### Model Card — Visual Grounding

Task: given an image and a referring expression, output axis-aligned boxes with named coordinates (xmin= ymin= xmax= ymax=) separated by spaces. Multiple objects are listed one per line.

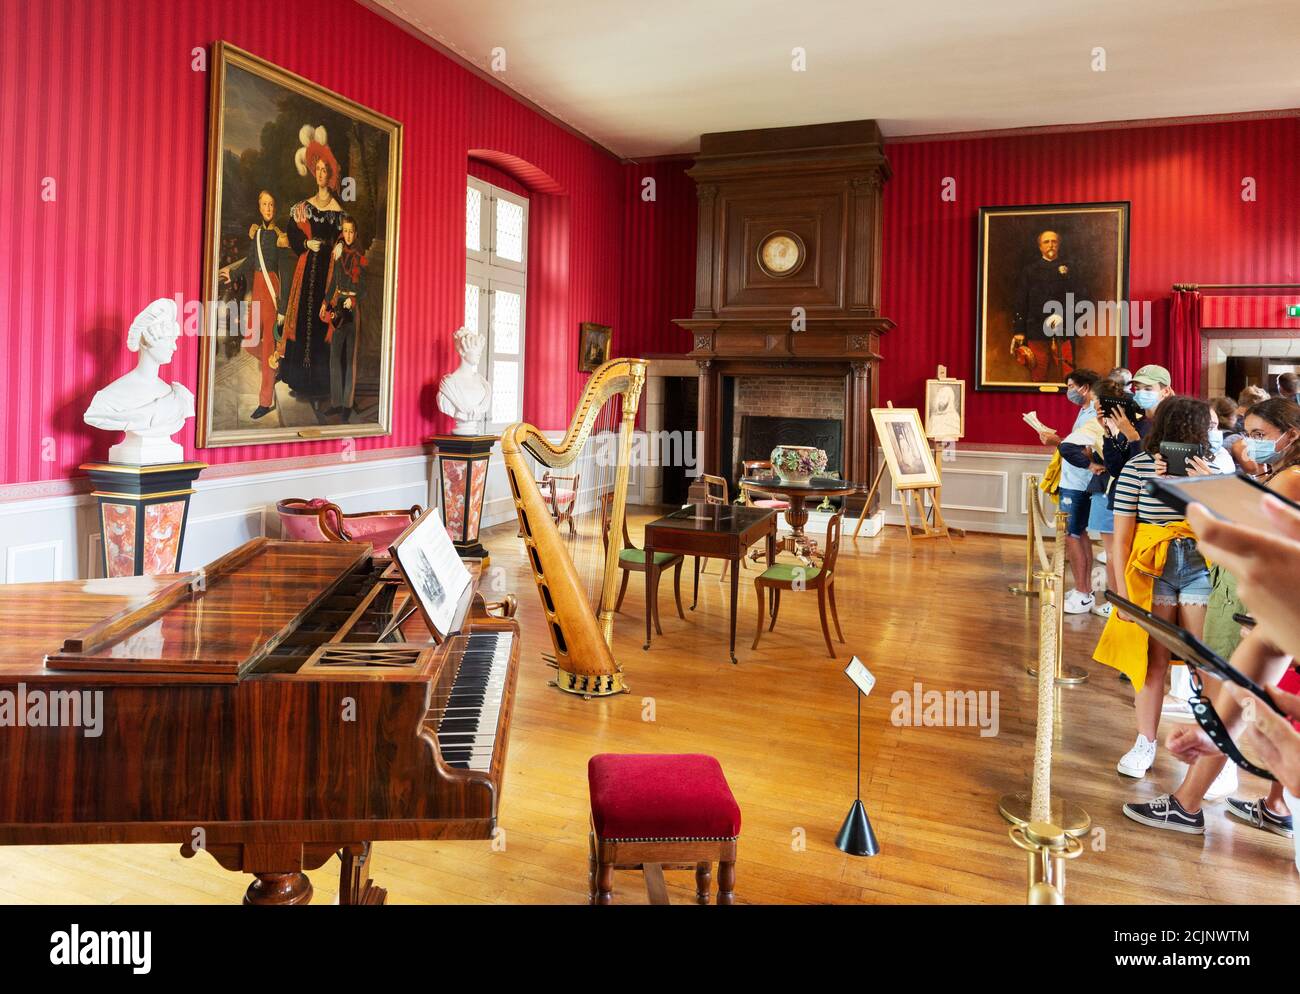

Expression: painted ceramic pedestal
xmin=81 ymin=462 xmax=206 ymax=577
xmin=430 ymin=435 xmax=497 ymax=562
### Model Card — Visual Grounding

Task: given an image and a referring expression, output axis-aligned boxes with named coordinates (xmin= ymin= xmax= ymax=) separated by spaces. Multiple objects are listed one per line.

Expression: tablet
xmin=1145 ymin=471 xmax=1300 ymax=530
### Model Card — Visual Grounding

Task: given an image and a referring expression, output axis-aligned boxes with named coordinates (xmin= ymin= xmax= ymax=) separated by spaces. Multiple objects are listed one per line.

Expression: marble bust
xmin=83 ymin=298 xmax=196 ymax=464
xmin=437 ymin=325 xmax=491 ymax=434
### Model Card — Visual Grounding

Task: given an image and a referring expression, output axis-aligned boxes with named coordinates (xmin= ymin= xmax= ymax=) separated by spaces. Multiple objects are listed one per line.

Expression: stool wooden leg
xmin=717 ymin=860 xmax=735 ymax=905
xmin=587 ymin=832 xmax=597 ymax=902
xmin=595 ymin=861 xmax=615 ymax=905
xmin=694 ymin=862 xmax=712 ymax=905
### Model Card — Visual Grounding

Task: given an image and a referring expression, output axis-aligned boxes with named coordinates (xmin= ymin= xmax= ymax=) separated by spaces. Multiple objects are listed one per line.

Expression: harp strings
xmin=578 ymin=393 xmax=620 ymax=612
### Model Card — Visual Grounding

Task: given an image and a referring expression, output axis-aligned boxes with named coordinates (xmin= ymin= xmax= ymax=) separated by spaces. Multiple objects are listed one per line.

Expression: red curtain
xmin=1169 ymin=289 xmax=1202 ymax=395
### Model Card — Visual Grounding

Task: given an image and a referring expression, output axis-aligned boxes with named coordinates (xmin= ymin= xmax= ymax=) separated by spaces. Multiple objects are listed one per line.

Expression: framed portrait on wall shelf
xmin=975 ymin=201 xmax=1129 ymax=393
xmin=196 ymin=42 xmax=403 ymax=448
xmin=871 ymin=407 xmax=940 ymax=490
xmin=924 ymin=377 xmax=965 ymax=441
xmin=578 ymin=322 xmax=612 ymax=373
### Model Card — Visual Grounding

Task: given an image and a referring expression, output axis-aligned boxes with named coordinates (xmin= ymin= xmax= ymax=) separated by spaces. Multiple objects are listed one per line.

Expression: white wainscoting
xmin=0 ymin=432 xmax=651 ymax=584
xmin=878 ymin=446 xmax=1051 ymax=536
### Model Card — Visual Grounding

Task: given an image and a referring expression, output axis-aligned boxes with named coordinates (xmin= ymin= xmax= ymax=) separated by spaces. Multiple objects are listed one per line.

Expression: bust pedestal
xmin=82 ymin=462 xmax=207 ymax=577
xmin=429 ymin=435 xmax=497 ymax=562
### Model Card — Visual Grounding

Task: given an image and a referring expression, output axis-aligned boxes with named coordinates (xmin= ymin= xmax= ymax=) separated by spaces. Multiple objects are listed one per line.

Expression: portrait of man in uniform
xmin=198 ymin=42 xmax=402 ymax=447
xmin=975 ymin=202 xmax=1129 ymax=392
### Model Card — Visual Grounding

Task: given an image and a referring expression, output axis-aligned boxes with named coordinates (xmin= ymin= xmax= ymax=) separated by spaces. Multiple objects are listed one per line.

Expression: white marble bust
xmin=83 ymin=298 xmax=196 ymax=464
xmin=437 ymin=326 xmax=491 ymax=434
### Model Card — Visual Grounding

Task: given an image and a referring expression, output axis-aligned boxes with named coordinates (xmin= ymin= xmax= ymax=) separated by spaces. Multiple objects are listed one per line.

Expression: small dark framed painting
xmin=975 ymin=202 xmax=1130 ymax=393
xmin=578 ymin=322 xmax=612 ymax=373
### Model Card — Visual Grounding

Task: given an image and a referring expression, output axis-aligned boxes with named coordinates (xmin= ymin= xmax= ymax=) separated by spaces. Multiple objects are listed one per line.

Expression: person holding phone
xmin=1122 ymin=626 xmax=1293 ymax=835
xmin=1094 ymin=397 xmax=1217 ymax=779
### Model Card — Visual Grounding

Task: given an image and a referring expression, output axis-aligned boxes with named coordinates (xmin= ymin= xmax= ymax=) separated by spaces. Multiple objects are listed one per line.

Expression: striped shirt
xmin=1111 ymin=452 xmax=1184 ymax=524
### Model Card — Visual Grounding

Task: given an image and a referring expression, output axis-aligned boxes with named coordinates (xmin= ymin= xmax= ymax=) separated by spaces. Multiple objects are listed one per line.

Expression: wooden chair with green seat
xmin=697 ymin=473 xmax=738 ymax=582
xmin=751 ymin=510 xmax=846 ymax=658
xmin=600 ymin=493 xmax=685 ymax=634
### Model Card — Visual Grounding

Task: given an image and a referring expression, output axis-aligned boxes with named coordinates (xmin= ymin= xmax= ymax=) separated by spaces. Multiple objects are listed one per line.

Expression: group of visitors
xmin=1037 ymin=367 xmax=1300 ymax=854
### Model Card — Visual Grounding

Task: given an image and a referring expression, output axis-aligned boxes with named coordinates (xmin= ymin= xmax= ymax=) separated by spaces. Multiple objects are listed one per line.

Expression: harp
xmin=502 ymin=357 xmax=647 ymax=697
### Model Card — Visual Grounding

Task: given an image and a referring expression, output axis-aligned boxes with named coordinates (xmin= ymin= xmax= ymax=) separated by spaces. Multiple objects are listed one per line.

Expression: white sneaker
xmin=1161 ymin=695 xmax=1194 ymax=722
xmin=1118 ymin=735 xmax=1157 ymax=778
xmin=1091 ymin=601 xmax=1113 ymax=618
xmin=1204 ymin=762 xmax=1239 ymax=803
xmin=1096 ymin=548 xmax=1108 ymax=564
xmin=1063 ymin=590 xmax=1095 ymax=615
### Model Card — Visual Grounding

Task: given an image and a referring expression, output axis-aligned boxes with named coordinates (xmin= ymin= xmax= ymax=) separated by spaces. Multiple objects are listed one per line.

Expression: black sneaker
xmin=1122 ymin=794 xmax=1205 ymax=835
xmin=1225 ymin=796 xmax=1294 ymax=838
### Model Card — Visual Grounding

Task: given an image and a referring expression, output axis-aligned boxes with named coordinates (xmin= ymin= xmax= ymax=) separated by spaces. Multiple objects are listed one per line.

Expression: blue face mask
xmin=1133 ymin=389 xmax=1161 ymax=411
xmin=1066 ymin=387 xmax=1085 ymax=406
xmin=1247 ymin=437 xmax=1280 ymax=464
xmin=1208 ymin=428 xmax=1223 ymax=453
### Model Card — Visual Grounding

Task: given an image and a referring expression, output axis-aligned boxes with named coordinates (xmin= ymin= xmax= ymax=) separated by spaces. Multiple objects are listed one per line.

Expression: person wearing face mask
xmin=1094 ymin=397 xmax=1217 ymax=781
xmin=1130 ymin=364 xmax=1175 ymax=414
xmin=1054 ymin=369 xmax=1104 ymax=614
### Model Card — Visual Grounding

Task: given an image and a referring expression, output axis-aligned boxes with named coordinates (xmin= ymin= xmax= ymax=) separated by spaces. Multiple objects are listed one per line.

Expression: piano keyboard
xmin=433 ymin=630 xmax=514 ymax=772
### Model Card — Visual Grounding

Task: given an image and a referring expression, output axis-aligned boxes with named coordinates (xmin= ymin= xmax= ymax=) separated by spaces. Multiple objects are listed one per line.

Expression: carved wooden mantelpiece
xmin=674 ymin=120 xmax=895 ymax=511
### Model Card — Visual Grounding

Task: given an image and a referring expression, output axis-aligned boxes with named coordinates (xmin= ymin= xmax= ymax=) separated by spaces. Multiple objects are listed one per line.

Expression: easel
xmin=852 ymin=401 xmax=957 ymax=554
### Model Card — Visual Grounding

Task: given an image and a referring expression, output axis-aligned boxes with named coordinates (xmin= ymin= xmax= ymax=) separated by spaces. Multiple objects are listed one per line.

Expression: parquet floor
xmin=1 ymin=509 xmax=1297 ymax=905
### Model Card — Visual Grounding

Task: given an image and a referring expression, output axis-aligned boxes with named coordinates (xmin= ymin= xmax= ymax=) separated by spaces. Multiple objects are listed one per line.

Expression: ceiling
xmin=373 ymin=0 xmax=1300 ymax=158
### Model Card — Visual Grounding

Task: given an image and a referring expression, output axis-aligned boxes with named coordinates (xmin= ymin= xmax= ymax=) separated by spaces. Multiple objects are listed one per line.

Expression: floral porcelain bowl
xmin=770 ymin=444 xmax=828 ymax=485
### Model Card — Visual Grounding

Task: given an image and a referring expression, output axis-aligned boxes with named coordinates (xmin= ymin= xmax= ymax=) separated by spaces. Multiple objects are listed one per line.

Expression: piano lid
xmin=41 ymin=539 xmax=371 ymax=683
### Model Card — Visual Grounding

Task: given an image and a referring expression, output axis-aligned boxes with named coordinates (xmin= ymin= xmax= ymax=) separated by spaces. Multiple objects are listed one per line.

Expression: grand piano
xmin=0 ymin=534 xmax=520 ymax=905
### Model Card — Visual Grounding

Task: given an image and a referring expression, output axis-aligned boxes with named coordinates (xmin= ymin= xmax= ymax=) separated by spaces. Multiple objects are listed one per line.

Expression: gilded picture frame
xmin=197 ymin=42 xmax=403 ymax=447
xmin=975 ymin=201 xmax=1129 ymax=393
xmin=578 ymin=322 xmax=612 ymax=373
xmin=923 ymin=378 xmax=965 ymax=441
xmin=871 ymin=407 xmax=940 ymax=490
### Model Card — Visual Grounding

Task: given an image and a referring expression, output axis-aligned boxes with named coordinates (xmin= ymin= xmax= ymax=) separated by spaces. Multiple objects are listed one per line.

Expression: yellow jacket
xmin=1039 ymin=451 xmax=1062 ymax=503
xmin=1092 ymin=519 xmax=1202 ymax=691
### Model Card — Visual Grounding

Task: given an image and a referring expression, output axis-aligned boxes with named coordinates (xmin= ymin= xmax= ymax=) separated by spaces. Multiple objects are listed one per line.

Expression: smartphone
xmin=1104 ymin=591 xmax=1287 ymax=716
xmin=1158 ymin=441 xmax=1204 ymax=477
xmin=1145 ymin=471 xmax=1300 ymax=529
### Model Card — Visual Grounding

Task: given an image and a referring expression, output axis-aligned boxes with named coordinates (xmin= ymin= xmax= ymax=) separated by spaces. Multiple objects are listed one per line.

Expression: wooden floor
xmin=1 ymin=508 xmax=1297 ymax=905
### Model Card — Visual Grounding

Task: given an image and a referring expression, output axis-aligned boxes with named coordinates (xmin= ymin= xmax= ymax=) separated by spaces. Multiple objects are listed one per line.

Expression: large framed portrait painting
xmin=197 ymin=43 xmax=402 ymax=446
xmin=975 ymin=202 xmax=1129 ymax=393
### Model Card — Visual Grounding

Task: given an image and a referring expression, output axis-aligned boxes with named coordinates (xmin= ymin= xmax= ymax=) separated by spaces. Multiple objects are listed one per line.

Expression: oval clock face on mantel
xmin=756 ymin=231 xmax=805 ymax=278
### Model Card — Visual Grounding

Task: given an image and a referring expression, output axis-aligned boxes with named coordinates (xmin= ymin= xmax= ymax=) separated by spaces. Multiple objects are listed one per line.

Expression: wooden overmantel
xmin=673 ymin=120 xmax=895 ymax=509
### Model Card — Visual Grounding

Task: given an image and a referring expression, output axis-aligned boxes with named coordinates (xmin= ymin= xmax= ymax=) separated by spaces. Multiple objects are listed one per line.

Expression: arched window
xmin=466 ymin=176 xmax=528 ymax=430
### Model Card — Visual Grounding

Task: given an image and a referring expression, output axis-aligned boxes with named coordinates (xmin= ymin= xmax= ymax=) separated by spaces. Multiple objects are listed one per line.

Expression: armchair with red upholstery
xmin=275 ymin=497 xmax=423 ymax=555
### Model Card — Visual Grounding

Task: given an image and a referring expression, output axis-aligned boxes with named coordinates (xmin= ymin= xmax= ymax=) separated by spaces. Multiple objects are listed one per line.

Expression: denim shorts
xmin=1058 ymin=488 xmax=1090 ymax=537
xmin=1151 ymin=537 xmax=1212 ymax=607
xmin=1087 ymin=494 xmax=1114 ymax=534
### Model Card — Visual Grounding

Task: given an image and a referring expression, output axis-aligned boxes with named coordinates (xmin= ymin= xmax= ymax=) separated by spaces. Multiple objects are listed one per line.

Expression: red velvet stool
xmin=587 ymin=753 xmax=741 ymax=906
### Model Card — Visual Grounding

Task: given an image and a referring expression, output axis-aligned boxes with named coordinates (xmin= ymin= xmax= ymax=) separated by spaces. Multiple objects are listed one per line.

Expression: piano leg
xmin=244 ymin=872 xmax=313 ymax=906
xmin=338 ymin=842 xmax=388 ymax=906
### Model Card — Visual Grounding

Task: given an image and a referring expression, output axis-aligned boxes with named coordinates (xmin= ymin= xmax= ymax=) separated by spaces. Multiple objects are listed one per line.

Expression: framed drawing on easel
xmin=924 ymin=371 xmax=965 ymax=441
xmin=856 ymin=406 xmax=955 ymax=553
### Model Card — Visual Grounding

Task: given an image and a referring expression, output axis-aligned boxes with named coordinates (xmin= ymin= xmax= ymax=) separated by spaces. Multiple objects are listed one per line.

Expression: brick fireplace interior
xmin=728 ymin=375 xmax=845 ymax=485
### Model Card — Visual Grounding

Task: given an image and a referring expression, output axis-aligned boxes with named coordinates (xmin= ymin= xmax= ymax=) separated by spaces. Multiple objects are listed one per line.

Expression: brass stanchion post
xmin=1009 ymin=821 xmax=1083 ymax=904
xmin=999 ymin=511 xmax=1090 ymax=837
xmin=1008 ymin=474 xmax=1040 ymax=596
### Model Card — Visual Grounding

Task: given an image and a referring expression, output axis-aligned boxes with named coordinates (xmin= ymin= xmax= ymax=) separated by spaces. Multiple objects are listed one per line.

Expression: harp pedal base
xmin=553 ymin=666 xmax=628 ymax=698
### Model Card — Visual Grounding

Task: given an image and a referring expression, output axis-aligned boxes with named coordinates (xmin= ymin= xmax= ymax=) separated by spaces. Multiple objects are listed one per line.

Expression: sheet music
xmin=393 ymin=512 xmax=472 ymax=638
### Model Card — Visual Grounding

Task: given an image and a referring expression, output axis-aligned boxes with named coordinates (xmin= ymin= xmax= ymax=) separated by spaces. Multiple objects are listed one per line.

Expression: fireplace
xmin=737 ymin=414 xmax=842 ymax=478
xmin=673 ymin=120 xmax=894 ymax=512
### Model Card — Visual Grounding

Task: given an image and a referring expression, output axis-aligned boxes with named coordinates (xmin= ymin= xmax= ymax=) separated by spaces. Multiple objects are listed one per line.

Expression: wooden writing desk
xmin=643 ymin=504 xmax=777 ymax=664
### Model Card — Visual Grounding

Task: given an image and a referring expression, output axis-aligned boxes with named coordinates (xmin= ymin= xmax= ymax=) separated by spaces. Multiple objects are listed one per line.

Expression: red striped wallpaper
xmin=879 ymin=117 xmax=1300 ymax=443
xmin=0 ymin=0 xmax=626 ymax=486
